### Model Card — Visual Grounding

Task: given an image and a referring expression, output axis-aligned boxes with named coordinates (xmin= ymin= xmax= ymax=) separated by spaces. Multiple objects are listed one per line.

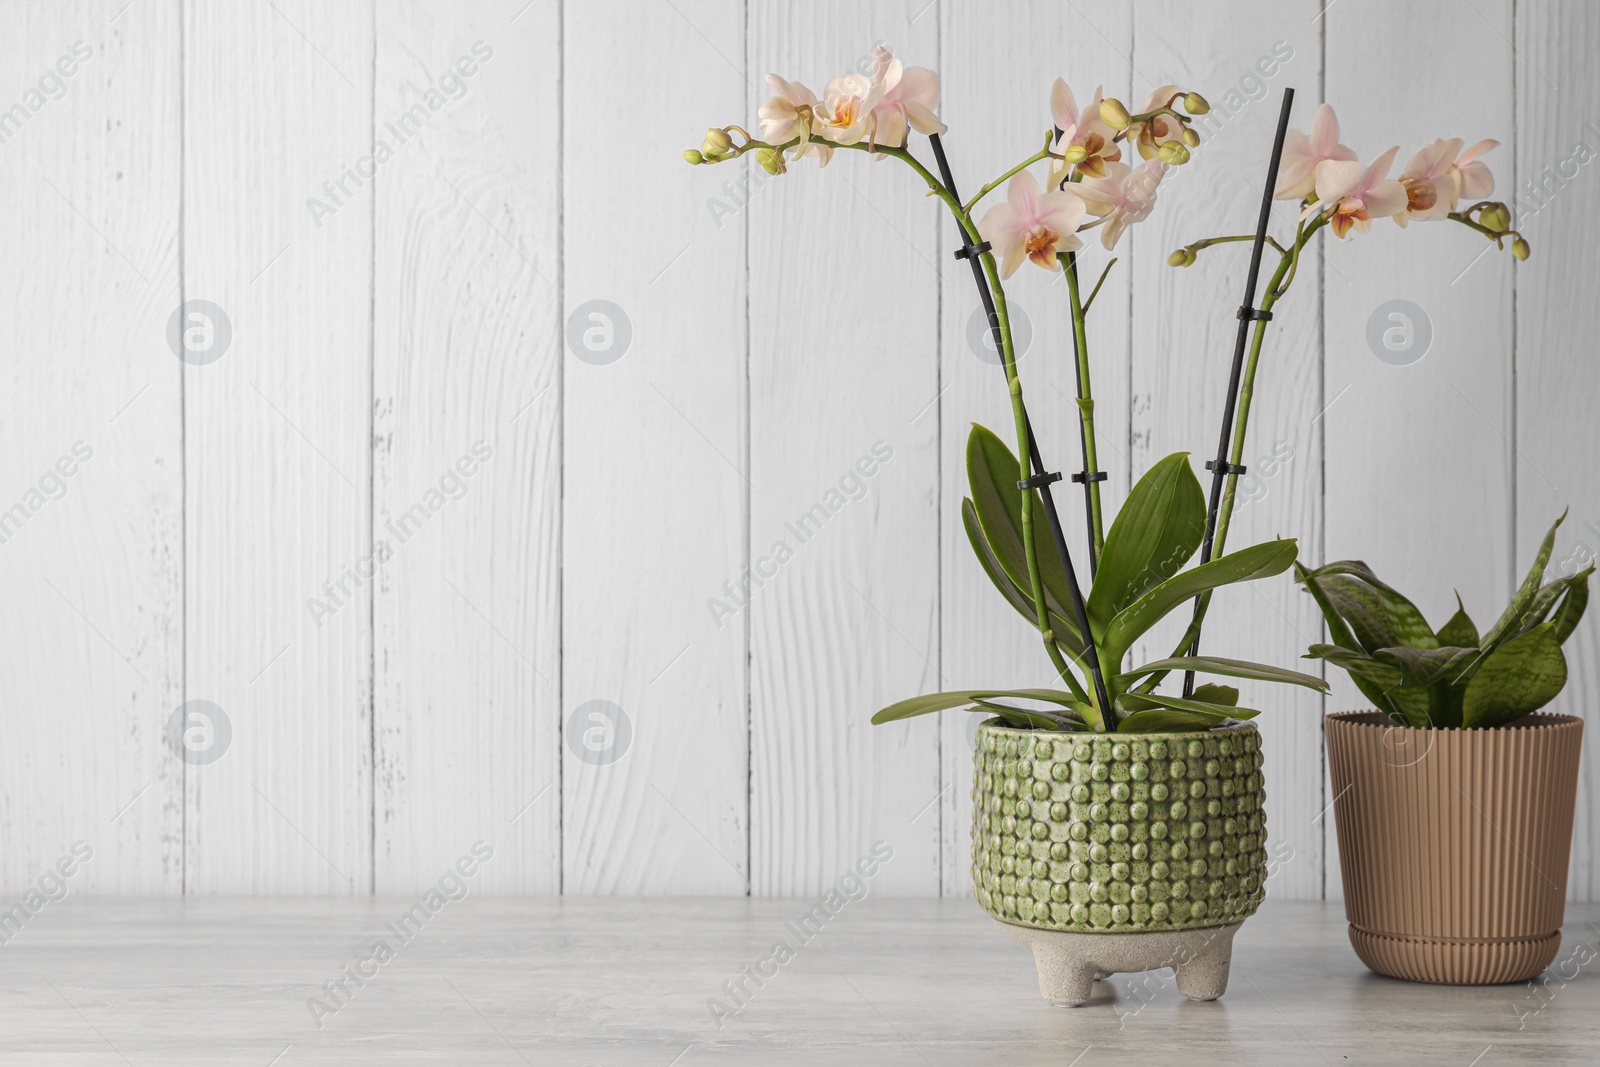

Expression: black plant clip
xmin=1071 ymin=470 xmax=1108 ymax=484
xmin=954 ymin=239 xmax=993 ymax=261
xmin=1237 ymin=306 xmax=1273 ymax=322
xmin=1205 ymin=460 xmax=1248 ymax=476
xmin=1017 ymin=471 xmax=1063 ymax=491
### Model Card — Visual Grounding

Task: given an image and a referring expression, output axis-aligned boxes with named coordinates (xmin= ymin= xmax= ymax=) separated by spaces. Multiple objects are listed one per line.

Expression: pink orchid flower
xmin=1050 ymin=79 xmax=1121 ymax=178
xmin=815 ymin=71 xmax=884 ymax=147
xmin=977 ymin=171 xmax=1086 ymax=279
xmin=758 ymin=75 xmax=833 ymax=166
xmin=1310 ymin=146 xmax=1407 ymax=239
xmin=1274 ymin=103 xmax=1357 ymax=201
xmin=1074 ymin=160 xmax=1167 ymax=250
xmin=1394 ymin=137 xmax=1469 ymax=226
xmin=868 ymin=45 xmax=946 ymax=148
xmin=1450 ymin=138 xmax=1498 ymax=200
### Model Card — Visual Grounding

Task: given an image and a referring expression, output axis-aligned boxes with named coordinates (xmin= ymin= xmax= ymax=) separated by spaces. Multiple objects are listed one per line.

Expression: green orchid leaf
xmin=1119 ymin=655 xmax=1329 ymax=693
xmin=1087 ymin=452 xmax=1204 ymax=629
xmin=1116 ymin=691 xmax=1261 ymax=721
xmin=873 ymin=691 xmax=996 ymax=724
xmin=1114 ymin=709 xmax=1237 ymax=733
xmin=1101 ymin=538 xmax=1298 ymax=666
xmin=1481 ymin=511 xmax=1564 ymax=649
xmin=1296 ymin=562 xmax=1437 ymax=653
xmin=1191 ymin=683 xmax=1240 ymax=706
xmin=963 ymin=498 xmax=1083 ymax=653
xmin=966 ymin=425 xmax=1080 ymax=633
xmin=1113 ymin=698 xmax=1257 ymax=733
xmin=1435 ymin=593 xmax=1480 ymax=648
xmin=1461 ymin=623 xmax=1568 ymax=729
xmin=871 ymin=688 xmax=1087 ymax=726
xmin=968 ymin=700 xmax=1083 ymax=730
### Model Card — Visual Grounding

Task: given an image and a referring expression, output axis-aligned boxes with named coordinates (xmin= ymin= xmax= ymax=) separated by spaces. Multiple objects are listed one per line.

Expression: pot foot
xmin=1000 ymin=920 xmax=1243 ymax=1006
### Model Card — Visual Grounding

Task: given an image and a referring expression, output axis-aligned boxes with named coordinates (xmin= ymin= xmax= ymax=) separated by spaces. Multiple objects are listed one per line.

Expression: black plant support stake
xmin=927 ymin=132 xmax=1112 ymax=721
xmin=1181 ymin=87 xmax=1296 ymax=698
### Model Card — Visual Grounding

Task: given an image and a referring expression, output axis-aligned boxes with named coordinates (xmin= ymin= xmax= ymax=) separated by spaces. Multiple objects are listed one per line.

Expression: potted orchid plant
xmin=685 ymin=47 xmax=1527 ymax=1006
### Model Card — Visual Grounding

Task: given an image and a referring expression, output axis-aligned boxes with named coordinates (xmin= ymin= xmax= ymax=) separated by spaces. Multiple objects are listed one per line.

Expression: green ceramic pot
xmin=972 ymin=718 xmax=1267 ymax=933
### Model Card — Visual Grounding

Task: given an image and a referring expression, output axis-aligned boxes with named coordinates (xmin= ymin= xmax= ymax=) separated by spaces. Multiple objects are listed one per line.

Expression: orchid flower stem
xmin=722 ymin=132 xmax=1110 ymax=717
xmin=1135 ymin=215 xmax=1328 ymax=695
xmin=1080 ymin=257 xmax=1117 ymax=316
xmin=1185 ymin=233 xmax=1288 ymax=258
xmin=1446 ymin=211 xmax=1522 ymax=245
xmin=963 ymin=145 xmax=1053 ymax=215
xmin=1062 ymin=251 xmax=1106 ymax=567
xmin=926 ymin=133 xmax=1109 ymax=720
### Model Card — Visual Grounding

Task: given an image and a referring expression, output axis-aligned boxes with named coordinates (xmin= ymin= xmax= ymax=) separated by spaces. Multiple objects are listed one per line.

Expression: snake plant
xmin=1298 ymin=513 xmax=1591 ymax=729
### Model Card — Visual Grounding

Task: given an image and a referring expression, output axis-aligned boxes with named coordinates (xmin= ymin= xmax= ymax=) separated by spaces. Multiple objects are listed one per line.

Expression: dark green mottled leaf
xmin=1435 ymin=593 xmax=1479 ymax=648
xmin=1372 ymin=646 xmax=1483 ymax=688
xmin=1461 ymin=623 xmax=1568 ymax=729
xmin=1481 ymin=511 xmax=1564 ymax=649
xmin=1304 ymin=644 xmax=1430 ymax=727
xmin=1515 ymin=567 xmax=1594 ymax=648
xmin=1296 ymin=561 xmax=1365 ymax=654
xmin=1552 ymin=566 xmax=1593 ymax=645
xmin=1297 ymin=563 xmax=1437 ymax=653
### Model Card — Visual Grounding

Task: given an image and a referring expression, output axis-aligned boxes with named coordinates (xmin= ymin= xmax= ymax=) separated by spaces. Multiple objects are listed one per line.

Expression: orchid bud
xmin=1184 ymin=249 xmax=1198 ymax=267
xmin=703 ymin=128 xmax=733 ymax=156
xmin=1157 ymin=140 xmax=1190 ymax=165
xmin=1167 ymin=249 xmax=1188 ymax=267
xmin=1478 ymin=204 xmax=1505 ymax=231
xmin=1181 ymin=127 xmax=1201 ymax=148
xmin=755 ymin=147 xmax=785 ymax=176
xmin=683 ymin=149 xmax=705 ymax=165
xmin=1062 ymin=143 xmax=1088 ymax=164
xmin=1512 ymin=237 xmax=1530 ymax=261
xmin=1183 ymin=92 xmax=1210 ymax=116
xmin=1100 ymin=98 xmax=1132 ymax=130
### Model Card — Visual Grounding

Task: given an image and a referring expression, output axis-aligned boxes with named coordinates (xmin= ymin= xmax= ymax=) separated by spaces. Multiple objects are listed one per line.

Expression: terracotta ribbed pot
xmin=1324 ymin=711 xmax=1583 ymax=985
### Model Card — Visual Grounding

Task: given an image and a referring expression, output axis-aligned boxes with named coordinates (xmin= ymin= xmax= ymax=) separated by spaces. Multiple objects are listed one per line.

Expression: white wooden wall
xmin=1 ymin=0 xmax=1595 ymax=900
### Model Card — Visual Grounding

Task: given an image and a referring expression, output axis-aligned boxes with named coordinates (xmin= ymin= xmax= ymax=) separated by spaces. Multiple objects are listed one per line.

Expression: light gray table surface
xmin=1 ymin=896 xmax=1596 ymax=1065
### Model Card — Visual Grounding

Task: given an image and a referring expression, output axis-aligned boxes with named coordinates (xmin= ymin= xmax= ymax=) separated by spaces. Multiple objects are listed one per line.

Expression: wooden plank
xmin=746 ymin=7 xmax=942 ymax=895
xmin=563 ymin=0 xmax=750 ymax=892
xmin=1514 ymin=0 xmax=1600 ymax=901
xmin=0 ymin=2 xmax=182 ymax=894
xmin=371 ymin=3 xmax=561 ymax=892
xmin=1129 ymin=2 xmax=1325 ymax=900
xmin=937 ymin=1 xmax=1134 ymax=897
xmin=1322 ymin=0 xmax=1516 ymax=898
xmin=184 ymin=0 xmax=374 ymax=893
